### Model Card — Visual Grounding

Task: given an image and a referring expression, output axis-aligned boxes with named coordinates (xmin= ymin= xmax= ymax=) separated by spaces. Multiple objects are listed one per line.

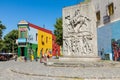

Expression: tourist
xmin=35 ymin=57 xmax=38 ymax=62
xmin=14 ymin=54 xmax=18 ymax=61
xmin=24 ymin=56 xmax=27 ymax=62
xmin=40 ymin=49 xmax=43 ymax=63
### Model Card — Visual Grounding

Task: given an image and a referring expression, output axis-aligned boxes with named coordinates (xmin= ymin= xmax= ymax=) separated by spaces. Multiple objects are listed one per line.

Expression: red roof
xmin=28 ymin=22 xmax=52 ymax=34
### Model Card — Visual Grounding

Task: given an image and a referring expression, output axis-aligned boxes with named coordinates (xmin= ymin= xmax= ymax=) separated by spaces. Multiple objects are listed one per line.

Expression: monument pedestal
xmin=59 ymin=56 xmax=100 ymax=62
xmin=46 ymin=56 xmax=101 ymax=66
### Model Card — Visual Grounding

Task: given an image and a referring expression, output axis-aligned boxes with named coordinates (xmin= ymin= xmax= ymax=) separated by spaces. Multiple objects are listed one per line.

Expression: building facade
xmin=52 ymin=35 xmax=60 ymax=57
xmin=91 ymin=0 xmax=120 ymax=60
xmin=17 ymin=20 xmax=60 ymax=60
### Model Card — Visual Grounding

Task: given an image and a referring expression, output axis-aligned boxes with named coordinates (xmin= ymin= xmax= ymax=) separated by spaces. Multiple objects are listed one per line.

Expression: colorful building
xmin=97 ymin=20 xmax=120 ymax=61
xmin=91 ymin=0 xmax=120 ymax=60
xmin=52 ymin=35 xmax=60 ymax=57
xmin=17 ymin=20 xmax=60 ymax=60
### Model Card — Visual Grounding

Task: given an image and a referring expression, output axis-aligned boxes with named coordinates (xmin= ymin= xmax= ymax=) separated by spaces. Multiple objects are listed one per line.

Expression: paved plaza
xmin=0 ymin=60 xmax=120 ymax=80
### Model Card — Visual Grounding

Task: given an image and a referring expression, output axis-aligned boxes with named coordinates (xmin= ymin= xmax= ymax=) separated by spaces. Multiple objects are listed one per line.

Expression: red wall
xmin=52 ymin=35 xmax=60 ymax=56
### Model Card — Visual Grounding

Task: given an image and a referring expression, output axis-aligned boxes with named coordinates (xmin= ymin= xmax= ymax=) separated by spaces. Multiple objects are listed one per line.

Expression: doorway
xmin=21 ymin=47 xmax=25 ymax=56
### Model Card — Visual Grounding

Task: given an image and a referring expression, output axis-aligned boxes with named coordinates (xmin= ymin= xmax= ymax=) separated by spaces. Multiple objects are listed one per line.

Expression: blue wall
xmin=111 ymin=21 xmax=120 ymax=39
xmin=97 ymin=20 xmax=120 ymax=60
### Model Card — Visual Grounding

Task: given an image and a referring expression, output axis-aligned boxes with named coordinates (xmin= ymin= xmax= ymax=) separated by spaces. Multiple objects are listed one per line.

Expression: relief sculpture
xmin=63 ymin=8 xmax=94 ymax=56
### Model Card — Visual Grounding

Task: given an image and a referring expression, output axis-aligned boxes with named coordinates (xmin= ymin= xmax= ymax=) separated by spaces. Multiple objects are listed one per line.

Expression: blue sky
xmin=0 ymin=0 xmax=84 ymax=36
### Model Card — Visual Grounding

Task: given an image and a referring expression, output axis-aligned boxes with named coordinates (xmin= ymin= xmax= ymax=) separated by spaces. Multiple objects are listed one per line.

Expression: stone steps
xmin=46 ymin=59 xmax=120 ymax=68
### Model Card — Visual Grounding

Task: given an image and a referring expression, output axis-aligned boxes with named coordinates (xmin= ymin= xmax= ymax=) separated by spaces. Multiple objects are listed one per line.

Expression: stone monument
xmin=62 ymin=2 xmax=100 ymax=61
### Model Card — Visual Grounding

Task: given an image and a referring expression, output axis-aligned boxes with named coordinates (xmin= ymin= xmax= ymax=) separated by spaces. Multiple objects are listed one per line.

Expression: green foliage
xmin=0 ymin=40 xmax=4 ymax=51
xmin=0 ymin=21 xmax=6 ymax=52
xmin=3 ymin=30 xmax=18 ymax=53
xmin=54 ymin=17 xmax=63 ymax=46
xmin=0 ymin=21 xmax=6 ymax=39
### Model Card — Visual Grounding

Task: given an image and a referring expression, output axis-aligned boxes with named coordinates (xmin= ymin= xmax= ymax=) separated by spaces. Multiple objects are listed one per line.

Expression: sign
xmin=103 ymin=15 xmax=110 ymax=24
xmin=19 ymin=28 xmax=27 ymax=31
xmin=28 ymin=35 xmax=33 ymax=41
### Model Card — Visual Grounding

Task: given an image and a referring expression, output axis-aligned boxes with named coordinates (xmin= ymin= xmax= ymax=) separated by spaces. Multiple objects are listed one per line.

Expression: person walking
xmin=14 ymin=54 xmax=18 ymax=61
xmin=40 ymin=49 xmax=43 ymax=63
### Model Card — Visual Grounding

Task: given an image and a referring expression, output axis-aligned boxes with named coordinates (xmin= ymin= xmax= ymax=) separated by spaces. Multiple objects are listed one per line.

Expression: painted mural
xmin=97 ymin=20 xmax=120 ymax=60
xmin=111 ymin=39 xmax=120 ymax=61
xmin=63 ymin=3 xmax=98 ymax=57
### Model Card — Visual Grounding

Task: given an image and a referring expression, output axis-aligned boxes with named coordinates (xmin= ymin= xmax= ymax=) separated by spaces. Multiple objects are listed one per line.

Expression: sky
xmin=0 ymin=0 xmax=84 ymax=37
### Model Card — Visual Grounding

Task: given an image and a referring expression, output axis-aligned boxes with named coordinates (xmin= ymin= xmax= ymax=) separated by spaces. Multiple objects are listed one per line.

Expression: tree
xmin=54 ymin=17 xmax=63 ymax=46
xmin=0 ymin=39 xmax=4 ymax=51
xmin=0 ymin=21 xmax=6 ymax=52
xmin=4 ymin=30 xmax=18 ymax=53
xmin=0 ymin=21 xmax=6 ymax=39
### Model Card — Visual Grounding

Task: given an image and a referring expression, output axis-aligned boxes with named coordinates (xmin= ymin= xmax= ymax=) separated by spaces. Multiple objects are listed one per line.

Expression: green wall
xmin=18 ymin=47 xmax=21 ymax=57
xmin=27 ymin=43 xmax=38 ymax=59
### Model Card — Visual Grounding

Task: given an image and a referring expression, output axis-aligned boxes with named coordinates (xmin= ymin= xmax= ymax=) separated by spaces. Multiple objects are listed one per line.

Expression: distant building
xmin=17 ymin=20 xmax=60 ymax=60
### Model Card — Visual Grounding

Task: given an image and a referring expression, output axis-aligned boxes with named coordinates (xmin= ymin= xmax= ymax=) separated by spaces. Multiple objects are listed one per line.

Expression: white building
xmin=91 ymin=0 xmax=120 ymax=27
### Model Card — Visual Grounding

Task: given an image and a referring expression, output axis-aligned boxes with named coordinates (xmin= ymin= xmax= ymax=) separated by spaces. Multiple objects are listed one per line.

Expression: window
xmin=41 ymin=35 xmax=44 ymax=45
xmin=20 ymin=31 xmax=26 ymax=38
xmin=41 ymin=35 xmax=43 ymax=41
xmin=36 ymin=48 xmax=38 ymax=53
xmin=108 ymin=3 xmax=114 ymax=16
xmin=36 ymin=33 xmax=38 ymax=41
xmin=96 ymin=11 xmax=100 ymax=21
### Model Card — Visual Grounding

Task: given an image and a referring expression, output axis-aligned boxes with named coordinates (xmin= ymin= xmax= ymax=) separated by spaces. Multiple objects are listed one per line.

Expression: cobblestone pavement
xmin=0 ymin=60 xmax=120 ymax=80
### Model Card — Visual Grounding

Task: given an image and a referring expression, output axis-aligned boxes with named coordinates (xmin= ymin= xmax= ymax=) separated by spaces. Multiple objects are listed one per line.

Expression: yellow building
xmin=38 ymin=29 xmax=52 ymax=57
xmin=28 ymin=23 xmax=52 ymax=58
